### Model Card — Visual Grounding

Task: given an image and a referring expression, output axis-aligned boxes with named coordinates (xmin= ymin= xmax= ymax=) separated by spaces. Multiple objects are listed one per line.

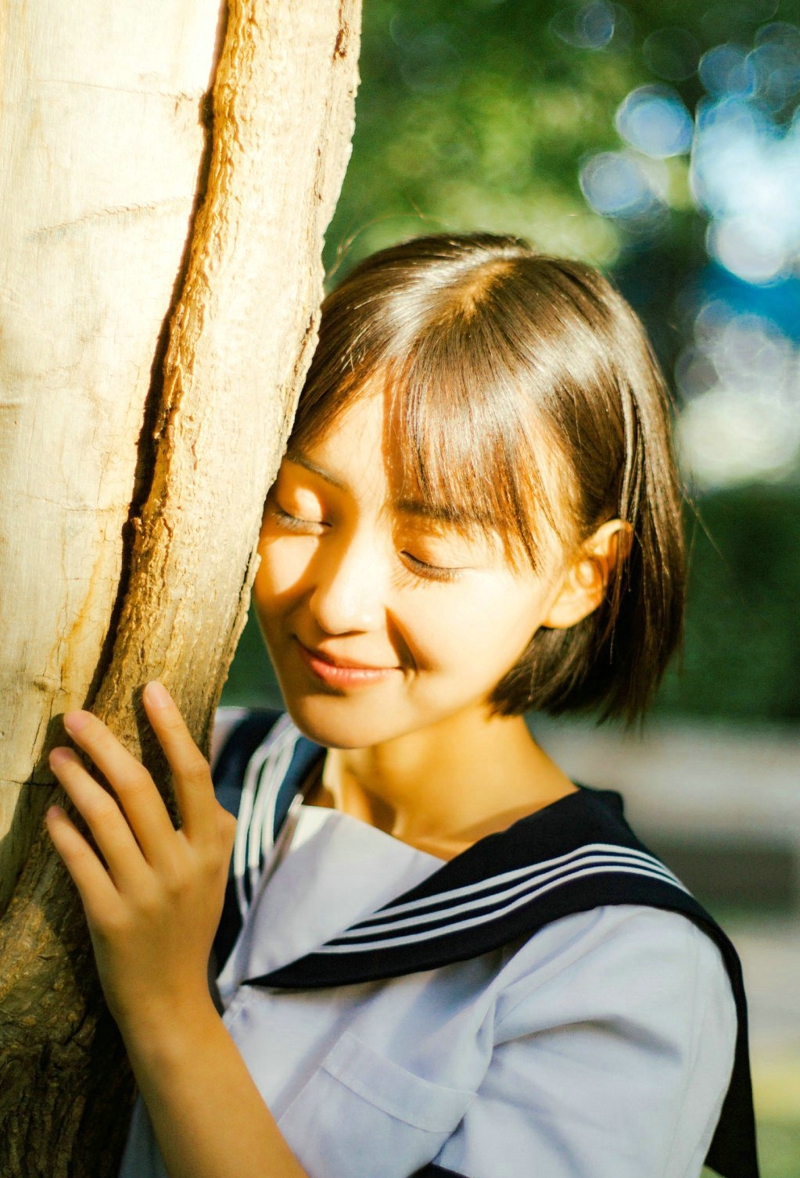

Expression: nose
xmin=307 ymin=528 xmax=387 ymax=635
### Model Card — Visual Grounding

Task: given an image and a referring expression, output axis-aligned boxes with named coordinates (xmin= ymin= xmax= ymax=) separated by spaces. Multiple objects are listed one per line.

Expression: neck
xmin=315 ymin=709 xmax=577 ymax=859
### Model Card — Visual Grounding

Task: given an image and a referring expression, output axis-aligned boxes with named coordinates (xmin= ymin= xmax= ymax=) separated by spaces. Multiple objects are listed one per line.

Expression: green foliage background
xmin=223 ymin=0 xmax=800 ymax=723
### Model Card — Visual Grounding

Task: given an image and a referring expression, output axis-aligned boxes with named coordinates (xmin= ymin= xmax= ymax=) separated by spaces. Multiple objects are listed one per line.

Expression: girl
xmin=46 ymin=234 xmax=758 ymax=1178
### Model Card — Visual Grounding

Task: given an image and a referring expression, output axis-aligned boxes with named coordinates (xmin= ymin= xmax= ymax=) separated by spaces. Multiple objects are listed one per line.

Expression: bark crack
xmin=80 ymin=0 xmax=230 ymax=717
xmin=33 ymin=199 xmax=191 ymax=237
xmin=46 ymin=78 xmax=206 ymax=102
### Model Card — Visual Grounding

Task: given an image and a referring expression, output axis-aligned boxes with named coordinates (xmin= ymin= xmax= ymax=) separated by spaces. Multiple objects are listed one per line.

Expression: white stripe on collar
xmin=344 ymin=842 xmax=683 ymax=931
xmin=233 ymin=714 xmax=299 ymax=917
xmin=317 ymin=856 xmax=690 ymax=954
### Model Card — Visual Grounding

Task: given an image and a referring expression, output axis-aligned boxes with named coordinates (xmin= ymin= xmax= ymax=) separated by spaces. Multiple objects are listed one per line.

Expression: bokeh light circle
xmin=699 ymin=43 xmax=756 ymax=97
xmin=643 ymin=28 xmax=701 ymax=82
xmin=579 ymin=151 xmax=652 ymax=215
xmin=615 ymin=85 xmax=694 ymax=157
xmin=550 ymin=1 xmax=615 ymax=50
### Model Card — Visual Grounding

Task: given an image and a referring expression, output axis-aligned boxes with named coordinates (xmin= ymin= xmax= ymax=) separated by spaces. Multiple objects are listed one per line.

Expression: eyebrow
xmin=284 ymin=451 xmax=490 ymax=531
xmin=285 ymin=451 xmax=348 ymax=491
xmin=393 ymin=498 xmax=491 ymax=530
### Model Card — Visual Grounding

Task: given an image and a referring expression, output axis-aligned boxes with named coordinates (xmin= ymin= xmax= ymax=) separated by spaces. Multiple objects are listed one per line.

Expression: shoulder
xmin=433 ymin=906 xmax=738 ymax=1178
xmin=494 ymin=902 xmax=737 ymax=1048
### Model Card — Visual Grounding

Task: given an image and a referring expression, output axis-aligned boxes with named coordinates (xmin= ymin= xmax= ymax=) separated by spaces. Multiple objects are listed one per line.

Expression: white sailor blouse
xmin=118 ymin=708 xmax=759 ymax=1178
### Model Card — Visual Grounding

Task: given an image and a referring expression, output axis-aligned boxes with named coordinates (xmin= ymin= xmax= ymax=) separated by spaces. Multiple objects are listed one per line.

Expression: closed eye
xmin=401 ymin=551 xmax=463 ymax=583
xmin=270 ymin=505 xmax=326 ymax=533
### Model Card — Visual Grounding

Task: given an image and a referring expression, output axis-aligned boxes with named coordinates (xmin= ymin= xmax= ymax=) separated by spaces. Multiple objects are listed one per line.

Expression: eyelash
xmin=270 ymin=506 xmax=462 ymax=583
xmin=271 ymin=506 xmax=322 ymax=534
xmin=400 ymin=552 xmax=461 ymax=583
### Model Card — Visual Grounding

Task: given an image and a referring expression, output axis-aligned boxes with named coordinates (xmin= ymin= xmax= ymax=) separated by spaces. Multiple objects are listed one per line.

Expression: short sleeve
xmin=430 ymin=905 xmax=737 ymax=1178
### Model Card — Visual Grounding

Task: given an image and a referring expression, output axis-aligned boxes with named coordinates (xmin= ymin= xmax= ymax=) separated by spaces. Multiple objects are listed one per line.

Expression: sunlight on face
xmin=252 ymin=389 xmax=569 ymax=750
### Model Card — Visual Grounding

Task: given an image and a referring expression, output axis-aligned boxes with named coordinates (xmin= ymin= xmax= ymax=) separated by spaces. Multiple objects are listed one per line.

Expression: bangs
xmin=383 ymin=342 xmax=565 ymax=575
xmin=289 ymin=257 xmax=574 ymax=575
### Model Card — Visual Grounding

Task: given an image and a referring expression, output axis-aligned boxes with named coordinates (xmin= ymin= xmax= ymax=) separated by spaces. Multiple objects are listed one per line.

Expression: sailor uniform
xmin=118 ymin=708 xmax=758 ymax=1178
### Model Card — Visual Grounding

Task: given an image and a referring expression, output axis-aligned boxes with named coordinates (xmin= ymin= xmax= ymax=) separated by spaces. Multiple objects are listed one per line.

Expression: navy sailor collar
xmin=246 ymin=784 xmax=703 ymax=988
xmin=214 ymin=710 xmax=759 ymax=1178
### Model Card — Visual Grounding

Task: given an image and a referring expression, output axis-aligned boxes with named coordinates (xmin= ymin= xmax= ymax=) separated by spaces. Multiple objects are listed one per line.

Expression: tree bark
xmin=0 ymin=1 xmax=360 ymax=1174
xmin=0 ymin=0 xmax=226 ymax=912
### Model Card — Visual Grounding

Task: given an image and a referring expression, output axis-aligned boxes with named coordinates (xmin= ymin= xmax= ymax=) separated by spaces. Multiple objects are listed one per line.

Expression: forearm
xmin=122 ymin=997 xmax=309 ymax=1178
xmin=44 ymin=693 xmax=305 ymax=1177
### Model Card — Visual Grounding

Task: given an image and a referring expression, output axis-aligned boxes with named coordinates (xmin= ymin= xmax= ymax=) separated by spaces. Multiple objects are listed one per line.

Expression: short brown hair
xmin=288 ymin=233 xmax=685 ymax=724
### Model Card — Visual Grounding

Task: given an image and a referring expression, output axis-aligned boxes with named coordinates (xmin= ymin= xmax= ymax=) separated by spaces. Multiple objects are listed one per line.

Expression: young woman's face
xmin=253 ymin=388 xmax=570 ymax=750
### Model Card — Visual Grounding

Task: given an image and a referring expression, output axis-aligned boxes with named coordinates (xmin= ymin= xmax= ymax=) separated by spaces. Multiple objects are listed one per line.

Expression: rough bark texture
xmin=0 ymin=1 xmax=360 ymax=1174
xmin=0 ymin=0 xmax=226 ymax=911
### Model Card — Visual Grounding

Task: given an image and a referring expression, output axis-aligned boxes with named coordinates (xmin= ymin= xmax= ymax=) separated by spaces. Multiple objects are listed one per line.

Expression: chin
xmin=280 ymin=693 xmax=405 ymax=751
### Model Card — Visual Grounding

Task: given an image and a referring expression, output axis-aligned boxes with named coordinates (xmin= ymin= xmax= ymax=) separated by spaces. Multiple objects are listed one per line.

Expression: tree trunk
xmin=0 ymin=1 xmax=360 ymax=1174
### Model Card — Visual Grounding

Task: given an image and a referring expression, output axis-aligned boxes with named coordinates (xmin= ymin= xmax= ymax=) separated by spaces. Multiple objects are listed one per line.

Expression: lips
xmin=294 ymin=637 xmax=400 ymax=688
xmin=296 ymin=645 xmax=391 ymax=673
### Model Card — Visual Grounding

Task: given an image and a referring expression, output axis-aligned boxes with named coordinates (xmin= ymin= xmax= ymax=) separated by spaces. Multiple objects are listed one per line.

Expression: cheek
xmin=465 ymin=603 xmax=540 ymax=676
xmin=252 ymin=538 xmax=316 ymax=641
xmin=407 ymin=580 xmax=545 ymax=676
xmin=254 ymin=535 xmax=315 ymax=602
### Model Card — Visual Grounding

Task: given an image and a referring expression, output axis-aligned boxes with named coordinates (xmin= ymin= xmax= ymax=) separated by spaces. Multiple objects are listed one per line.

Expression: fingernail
xmin=63 ymin=711 xmax=90 ymax=734
xmin=47 ymin=805 xmax=65 ymax=821
xmin=145 ymin=681 xmax=171 ymax=708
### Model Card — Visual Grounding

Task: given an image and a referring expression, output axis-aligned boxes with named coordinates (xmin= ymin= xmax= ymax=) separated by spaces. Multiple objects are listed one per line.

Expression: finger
xmin=49 ymin=747 xmax=150 ymax=891
xmin=45 ymin=803 xmax=123 ymax=926
xmin=61 ymin=709 xmax=176 ymax=863
xmin=141 ymin=682 xmax=218 ymax=844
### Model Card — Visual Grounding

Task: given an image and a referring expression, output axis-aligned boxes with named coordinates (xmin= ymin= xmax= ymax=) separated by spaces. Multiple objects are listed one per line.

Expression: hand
xmin=46 ymin=682 xmax=237 ymax=1037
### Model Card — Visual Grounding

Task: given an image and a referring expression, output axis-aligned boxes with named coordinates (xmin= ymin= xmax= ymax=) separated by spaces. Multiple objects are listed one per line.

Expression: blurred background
xmin=221 ymin=1 xmax=800 ymax=1171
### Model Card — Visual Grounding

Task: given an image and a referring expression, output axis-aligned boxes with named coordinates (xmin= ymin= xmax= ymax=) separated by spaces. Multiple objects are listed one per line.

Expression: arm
xmin=122 ymin=1000 xmax=306 ymax=1178
xmin=46 ymin=683 xmax=309 ymax=1178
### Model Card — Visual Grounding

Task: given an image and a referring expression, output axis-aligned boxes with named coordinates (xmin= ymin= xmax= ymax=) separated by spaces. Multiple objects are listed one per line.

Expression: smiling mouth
xmin=294 ymin=638 xmax=400 ymax=686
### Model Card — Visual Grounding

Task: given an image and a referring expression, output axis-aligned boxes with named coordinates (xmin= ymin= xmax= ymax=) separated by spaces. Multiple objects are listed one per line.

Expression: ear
xmin=542 ymin=519 xmax=632 ymax=630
